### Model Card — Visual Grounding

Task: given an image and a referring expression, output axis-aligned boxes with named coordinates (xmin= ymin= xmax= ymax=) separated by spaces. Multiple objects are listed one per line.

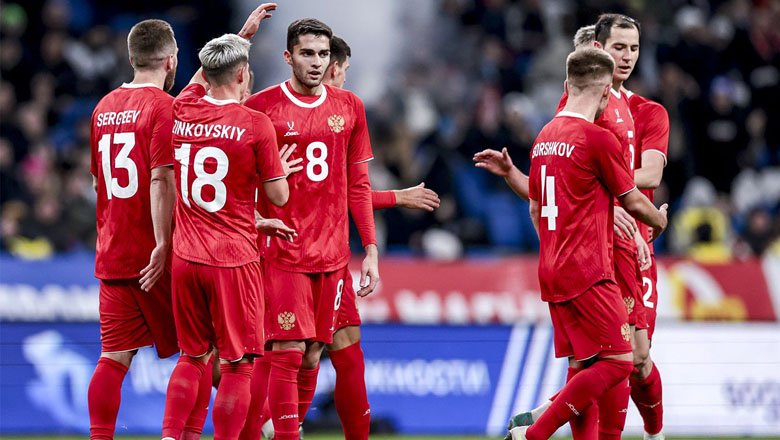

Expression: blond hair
xmin=566 ymin=47 xmax=615 ymax=91
xmin=198 ymin=34 xmax=251 ymax=86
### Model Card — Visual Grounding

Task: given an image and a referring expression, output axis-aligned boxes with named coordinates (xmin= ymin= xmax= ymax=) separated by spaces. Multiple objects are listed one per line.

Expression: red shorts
xmin=335 ymin=269 xmax=362 ymax=331
xmin=171 ymin=255 xmax=263 ymax=361
xmin=98 ymin=271 xmax=178 ymax=358
xmin=549 ymin=280 xmax=632 ymax=361
xmin=263 ymin=262 xmax=349 ymax=344
xmin=613 ymin=245 xmax=648 ymax=329
xmin=640 ymin=255 xmax=659 ymax=340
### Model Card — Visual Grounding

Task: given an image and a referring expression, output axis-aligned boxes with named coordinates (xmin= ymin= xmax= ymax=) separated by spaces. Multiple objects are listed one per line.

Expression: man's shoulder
xmin=246 ymin=83 xmax=284 ymax=109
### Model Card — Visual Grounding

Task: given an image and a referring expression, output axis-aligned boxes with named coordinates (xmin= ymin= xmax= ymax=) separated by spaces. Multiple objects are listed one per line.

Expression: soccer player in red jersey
xmin=243 ymin=19 xmax=379 ymax=440
xmin=161 ymin=13 xmax=289 ymax=439
xmin=251 ymin=35 xmax=440 ymax=440
xmin=623 ymin=89 xmax=669 ymax=440
xmin=508 ymin=47 xmax=668 ymax=440
xmin=87 ymin=19 xmax=213 ymax=440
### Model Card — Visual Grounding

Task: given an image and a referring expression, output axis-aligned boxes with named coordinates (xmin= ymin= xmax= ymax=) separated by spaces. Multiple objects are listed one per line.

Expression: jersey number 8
xmin=175 ymin=143 xmax=229 ymax=213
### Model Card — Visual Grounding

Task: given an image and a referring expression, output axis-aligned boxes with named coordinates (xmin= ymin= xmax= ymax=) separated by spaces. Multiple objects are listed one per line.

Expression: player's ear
xmin=283 ymin=50 xmax=292 ymax=66
xmin=592 ymin=40 xmax=603 ymax=49
xmin=563 ymin=80 xmax=569 ymax=96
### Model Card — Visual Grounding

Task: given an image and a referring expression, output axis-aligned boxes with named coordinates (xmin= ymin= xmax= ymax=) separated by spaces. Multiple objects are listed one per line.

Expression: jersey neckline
xmin=280 ymin=81 xmax=328 ymax=109
xmin=120 ymin=82 xmax=161 ymax=89
xmin=203 ymin=94 xmax=240 ymax=106
xmin=556 ymin=110 xmax=589 ymax=121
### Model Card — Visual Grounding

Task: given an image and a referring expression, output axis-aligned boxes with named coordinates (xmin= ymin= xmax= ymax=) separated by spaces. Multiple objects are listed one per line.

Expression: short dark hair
xmin=286 ymin=18 xmax=332 ymax=53
xmin=566 ymin=47 xmax=615 ymax=90
xmin=329 ymin=36 xmax=351 ymax=67
xmin=594 ymin=13 xmax=640 ymax=46
xmin=127 ymin=19 xmax=176 ymax=70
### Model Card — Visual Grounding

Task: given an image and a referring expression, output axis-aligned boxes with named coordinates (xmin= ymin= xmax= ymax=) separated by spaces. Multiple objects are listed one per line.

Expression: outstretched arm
xmin=372 ymin=183 xmax=440 ymax=211
xmin=473 ymin=147 xmax=529 ymax=200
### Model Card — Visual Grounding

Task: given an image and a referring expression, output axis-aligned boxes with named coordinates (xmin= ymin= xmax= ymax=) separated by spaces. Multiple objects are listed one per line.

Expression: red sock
xmin=268 ymin=350 xmax=304 ymax=440
xmin=525 ymin=359 xmax=632 ymax=440
xmin=630 ymin=362 xmax=664 ymax=435
xmin=261 ymin=399 xmax=272 ymax=426
xmin=238 ymin=356 xmax=272 ymax=440
xmin=88 ymin=357 xmax=128 ymax=440
xmin=297 ymin=365 xmax=320 ymax=420
xmin=597 ymin=376 xmax=631 ymax=440
xmin=565 ymin=367 xmax=597 ymax=440
xmin=162 ymin=356 xmax=207 ymax=438
xmin=330 ymin=342 xmax=370 ymax=440
xmin=181 ymin=357 xmax=214 ymax=440
xmin=213 ymin=362 xmax=253 ymax=440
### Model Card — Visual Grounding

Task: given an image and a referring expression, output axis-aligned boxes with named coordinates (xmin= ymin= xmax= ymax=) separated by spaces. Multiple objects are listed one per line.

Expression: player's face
xmin=286 ymin=34 xmax=330 ymax=89
xmin=163 ymin=48 xmax=178 ymax=92
xmin=601 ymin=26 xmax=639 ymax=83
xmin=324 ymin=58 xmax=350 ymax=89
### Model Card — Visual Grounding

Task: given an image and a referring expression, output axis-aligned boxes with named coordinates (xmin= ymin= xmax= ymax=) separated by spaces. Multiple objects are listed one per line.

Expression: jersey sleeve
xmin=244 ymin=91 xmax=264 ymax=112
xmin=177 ymin=83 xmax=207 ymax=103
xmin=149 ymin=98 xmax=174 ymax=169
xmin=347 ymin=94 xmax=374 ymax=164
xmin=528 ymin=157 xmax=540 ymax=201
xmin=348 ymin=162 xmax=377 ymax=247
xmin=254 ymin=113 xmax=286 ymax=182
xmin=592 ymin=130 xmax=636 ymax=197
xmin=638 ymin=103 xmax=670 ymax=164
xmin=372 ymin=190 xmax=396 ymax=210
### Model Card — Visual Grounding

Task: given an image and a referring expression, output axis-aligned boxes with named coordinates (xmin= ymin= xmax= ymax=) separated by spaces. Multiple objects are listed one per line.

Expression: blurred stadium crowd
xmin=1 ymin=0 xmax=779 ymax=260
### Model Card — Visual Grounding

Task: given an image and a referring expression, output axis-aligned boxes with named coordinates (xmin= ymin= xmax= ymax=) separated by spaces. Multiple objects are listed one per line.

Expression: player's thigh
xmin=329 ymin=325 xmax=361 ymax=351
xmin=98 ymin=278 xmax=155 ymax=354
xmin=207 ymin=261 xmax=264 ymax=362
xmin=641 ymin=257 xmax=659 ymax=341
xmin=334 ymin=269 xmax=361 ymax=333
xmin=134 ymin=267 xmax=178 ymax=358
xmin=569 ymin=280 xmax=632 ymax=360
xmin=171 ymin=255 xmax=214 ymax=357
xmin=312 ymin=265 xmax=350 ymax=344
xmin=263 ymin=262 xmax=316 ymax=342
xmin=613 ymin=245 xmax=644 ymax=326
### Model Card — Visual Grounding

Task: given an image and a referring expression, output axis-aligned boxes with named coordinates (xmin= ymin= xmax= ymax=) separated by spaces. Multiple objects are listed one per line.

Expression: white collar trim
xmin=623 ymin=88 xmax=634 ymax=98
xmin=610 ymin=87 xmax=622 ymax=99
xmin=203 ymin=95 xmax=239 ymax=106
xmin=280 ymin=81 xmax=327 ymax=108
xmin=556 ymin=110 xmax=589 ymax=121
xmin=121 ymin=82 xmax=161 ymax=89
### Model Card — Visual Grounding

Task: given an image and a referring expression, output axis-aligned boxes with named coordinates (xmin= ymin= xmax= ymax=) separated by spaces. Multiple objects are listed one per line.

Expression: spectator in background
xmin=671 ymin=177 xmax=732 ymax=263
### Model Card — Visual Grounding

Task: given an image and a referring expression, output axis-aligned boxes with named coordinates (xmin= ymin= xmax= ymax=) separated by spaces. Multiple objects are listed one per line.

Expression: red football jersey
xmin=627 ymin=90 xmax=670 ymax=249
xmin=245 ymin=81 xmax=374 ymax=273
xmin=558 ymin=88 xmax=637 ymax=249
xmin=90 ymin=83 xmax=174 ymax=279
xmin=172 ymin=84 xmax=285 ymax=267
xmin=528 ymin=112 xmax=636 ymax=303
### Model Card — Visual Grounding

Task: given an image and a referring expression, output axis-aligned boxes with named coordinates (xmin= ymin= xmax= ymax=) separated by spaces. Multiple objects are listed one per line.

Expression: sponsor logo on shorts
xmin=328 ymin=114 xmax=345 ymax=133
xmin=278 ymin=312 xmax=296 ymax=331
xmin=623 ymin=296 xmax=635 ymax=314
xmin=621 ymin=323 xmax=631 ymax=341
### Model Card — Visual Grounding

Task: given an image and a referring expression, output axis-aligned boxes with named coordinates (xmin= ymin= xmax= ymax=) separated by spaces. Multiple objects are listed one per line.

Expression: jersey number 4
xmin=175 ymin=143 xmax=228 ymax=213
xmin=540 ymin=165 xmax=558 ymax=230
xmin=98 ymin=132 xmax=138 ymax=199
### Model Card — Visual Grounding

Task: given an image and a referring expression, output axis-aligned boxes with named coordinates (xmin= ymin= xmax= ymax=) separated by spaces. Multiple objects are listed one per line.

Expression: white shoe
xmin=644 ymin=432 xmax=665 ymax=440
xmin=261 ymin=418 xmax=275 ymax=439
xmin=508 ymin=426 xmax=528 ymax=440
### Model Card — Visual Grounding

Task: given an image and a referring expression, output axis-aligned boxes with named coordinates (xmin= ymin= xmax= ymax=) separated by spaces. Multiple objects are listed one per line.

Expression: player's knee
xmin=102 ymin=350 xmax=137 ymax=367
xmin=302 ymin=342 xmax=325 ymax=369
xmin=329 ymin=326 xmax=361 ymax=351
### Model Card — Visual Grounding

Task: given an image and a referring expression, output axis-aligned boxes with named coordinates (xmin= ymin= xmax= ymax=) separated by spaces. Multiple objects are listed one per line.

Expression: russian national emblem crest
xmin=328 ymin=114 xmax=345 ymax=133
xmin=623 ymin=297 xmax=635 ymax=314
xmin=278 ymin=312 xmax=296 ymax=331
xmin=621 ymin=323 xmax=631 ymax=341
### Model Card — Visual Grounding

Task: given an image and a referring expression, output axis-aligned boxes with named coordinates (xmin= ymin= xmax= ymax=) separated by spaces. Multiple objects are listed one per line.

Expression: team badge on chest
xmin=328 ymin=114 xmax=345 ymax=133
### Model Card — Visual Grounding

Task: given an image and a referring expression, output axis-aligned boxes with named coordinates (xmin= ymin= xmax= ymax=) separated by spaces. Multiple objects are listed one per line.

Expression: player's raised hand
xmin=255 ymin=211 xmax=297 ymax=242
xmin=474 ymin=147 xmax=514 ymax=177
xmin=635 ymin=232 xmax=651 ymax=271
xmin=613 ymin=206 xmax=638 ymax=240
xmin=649 ymin=203 xmax=668 ymax=242
xmin=238 ymin=3 xmax=277 ymax=40
xmin=394 ymin=182 xmax=440 ymax=211
xmin=139 ymin=243 xmax=169 ymax=292
xmin=357 ymin=244 xmax=379 ymax=297
xmin=280 ymin=143 xmax=303 ymax=176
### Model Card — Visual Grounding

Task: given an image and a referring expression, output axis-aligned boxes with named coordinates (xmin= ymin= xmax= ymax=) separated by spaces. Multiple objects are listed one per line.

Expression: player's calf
xmin=88 ymin=351 xmax=137 ymax=440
